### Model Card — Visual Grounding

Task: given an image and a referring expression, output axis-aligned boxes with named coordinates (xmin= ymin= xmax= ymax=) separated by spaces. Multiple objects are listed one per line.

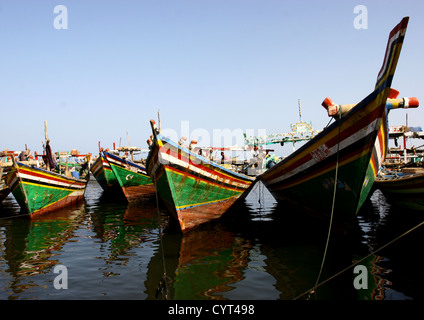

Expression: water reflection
xmin=0 ymin=204 xmax=85 ymax=299
xmin=88 ymin=200 xmax=160 ymax=263
xmin=1 ymin=180 xmax=423 ymax=300
xmin=355 ymin=189 xmax=424 ymax=300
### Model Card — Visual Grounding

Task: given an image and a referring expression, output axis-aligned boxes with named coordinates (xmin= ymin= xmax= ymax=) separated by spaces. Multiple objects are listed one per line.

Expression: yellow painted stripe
xmin=165 ymin=165 xmax=246 ymax=193
xmin=22 ymin=181 xmax=83 ymax=192
xmin=175 ymin=194 xmax=239 ymax=210
xmin=31 ymin=191 xmax=81 ymax=215
xmin=22 ymin=166 xmax=81 ymax=185
xmin=273 ymin=146 xmax=371 ymax=191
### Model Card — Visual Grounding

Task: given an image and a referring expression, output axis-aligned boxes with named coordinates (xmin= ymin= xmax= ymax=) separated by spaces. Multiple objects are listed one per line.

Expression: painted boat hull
xmin=103 ymin=151 xmax=155 ymax=201
xmin=258 ymin=17 xmax=409 ymax=229
xmin=0 ymin=183 xmax=10 ymax=202
xmin=375 ymin=173 xmax=424 ymax=210
xmin=90 ymin=152 xmax=121 ymax=193
xmin=146 ymin=131 xmax=255 ymax=232
xmin=5 ymin=163 xmax=87 ymax=216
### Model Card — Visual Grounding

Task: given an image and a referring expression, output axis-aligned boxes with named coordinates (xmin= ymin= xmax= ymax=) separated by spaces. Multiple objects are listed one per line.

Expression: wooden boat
xmin=0 ymin=183 xmax=9 ymax=202
xmin=4 ymin=121 xmax=90 ymax=216
xmin=374 ymin=169 xmax=424 ymax=210
xmin=258 ymin=17 xmax=409 ymax=229
xmin=1 ymin=149 xmax=43 ymax=203
xmin=322 ymin=93 xmax=419 ymax=212
xmin=328 ymin=92 xmax=420 ymax=211
xmin=244 ymin=100 xmax=320 ymax=149
xmin=146 ymin=119 xmax=255 ymax=232
xmin=6 ymin=154 xmax=89 ymax=216
xmin=381 ymin=124 xmax=424 ymax=170
xmin=91 ymin=150 xmax=121 ymax=194
xmin=103 ymin=150 xmax=155 ymax=202
xmin=1 ymin=151 xmax=11 ymax=202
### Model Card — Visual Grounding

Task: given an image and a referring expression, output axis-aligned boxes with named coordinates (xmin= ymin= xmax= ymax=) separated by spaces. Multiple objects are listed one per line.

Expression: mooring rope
xmin=152 ymin=170 xmax=171 ymax=300
xmin=310 ymin=117 xmax=342 ymax=299
xmin=293 ymin=218 xmax=424 ymax=300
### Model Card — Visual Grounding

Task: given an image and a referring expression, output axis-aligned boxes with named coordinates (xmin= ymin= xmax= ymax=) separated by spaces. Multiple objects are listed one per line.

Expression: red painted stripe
xmin=263 ymin=106 xmax=382 ymax=182
xmin=158 ymin=144 xmax=252 ymax=185
xmin=19 ymin=167 xmax=86 ymax=187
xmin=270 ymin=140 xmax=374 ymax=190
xmin=164 ymin=164 xmax=248 ymax=192
xmin=377 ymin=17 xmax=408 ymax=82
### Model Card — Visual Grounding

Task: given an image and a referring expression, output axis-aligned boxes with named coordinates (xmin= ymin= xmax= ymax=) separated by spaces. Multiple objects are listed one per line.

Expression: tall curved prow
xmin=258 ymin=17 xmax=411 ymax=231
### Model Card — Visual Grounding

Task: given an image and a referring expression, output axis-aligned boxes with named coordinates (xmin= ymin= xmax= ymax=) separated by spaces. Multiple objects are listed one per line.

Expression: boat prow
xmin=258 ymin=17 xmax=410 ymax=230
xmin=146 ymin=119 xmax=255 ymax=232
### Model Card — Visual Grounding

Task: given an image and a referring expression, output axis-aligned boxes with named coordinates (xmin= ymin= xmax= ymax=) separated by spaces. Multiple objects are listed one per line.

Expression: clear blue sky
xmin=1 ymin=0 xmax=423 ymax=156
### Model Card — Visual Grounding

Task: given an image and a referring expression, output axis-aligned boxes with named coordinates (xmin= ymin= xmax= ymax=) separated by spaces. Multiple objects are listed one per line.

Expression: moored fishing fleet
xmin=1 ymin=18 xmax=422 ymax=238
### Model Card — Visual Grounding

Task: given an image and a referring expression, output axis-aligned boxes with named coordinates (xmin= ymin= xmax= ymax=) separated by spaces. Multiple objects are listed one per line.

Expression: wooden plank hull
xmin=5 ymin=163 xmax=87 ymax=216
xmin=259 ymin=17 xmax=409 ymax=229
xmin=104 ymin=151 xmax=155 ymax=202
xmin=146 ymin=131 xmax=255 ymax=232
xmin=90 ymin=152 xmax=121 ymax=193
xmin=375 ymin=173 xmax=424 ymax=210
xmin=375 ymin=173 xmax=424 ymax=194
xmin=0 ymin=183 xmax=10 ymax=202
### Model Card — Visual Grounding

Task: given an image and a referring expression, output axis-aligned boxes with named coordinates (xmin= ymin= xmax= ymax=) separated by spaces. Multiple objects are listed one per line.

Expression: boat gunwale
xmin=150 ymin=133 xmax=255 ymax=183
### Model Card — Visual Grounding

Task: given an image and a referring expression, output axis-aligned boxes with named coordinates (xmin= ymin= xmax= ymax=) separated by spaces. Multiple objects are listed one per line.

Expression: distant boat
xmin=146 ymin=119 xmax=255 ymax=232
xmin=375 ymin=169 xmax=424 ymax=210
xmin=1 ymin=151 xmax=11 ymax=202
xmin=0 ymin=183 xmax=9 ymax=202
xmin=103 ymin=150 xmax=155 ymax=202
xmin=258 ymin=17 xmax=410 ymax=230
xmin=6 ymin=161 xmax=88 ymax=216
xmin=5 ymin=122 xmax=90 ymax=216
xmin=1 ymin=149 xmax=41 ymax=203
xmin=91 ymin=151 xmax=121 ymax=194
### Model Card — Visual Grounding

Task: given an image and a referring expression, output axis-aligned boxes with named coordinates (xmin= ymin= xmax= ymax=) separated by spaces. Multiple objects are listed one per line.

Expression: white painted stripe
xmin=18 ymin=172 xmax=86 ymax=189
xmin=160 ymin=152 xmax=251 ymax=189
xmin=373 ymin=134 xmax=384 ymax=169
xmin=105 ymin=155 xmax=147 ymax=175
xmin=152 ymin=146 xmax=250 ymax=189
xmin=266 ymin=118 xmax=380 ymax=186
xmin=377 ymin=30 xmax=401 ymax=83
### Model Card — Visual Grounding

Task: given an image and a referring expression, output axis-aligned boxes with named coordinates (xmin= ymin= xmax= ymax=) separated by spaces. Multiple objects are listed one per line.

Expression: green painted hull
xmin=146 ymin=128 xmax=254 ymax=232
xmin=5 ymin=163 xmax=87 ymax=216
xmin=104 ymin=152 xmax=155 ymax=201
xmin=269 ymin=155 xmax=373 ymax=228
xmin=357 ymin=163 xmax=376 ymax=213
xmin=91 ymin=154 xmax=120 ymax=193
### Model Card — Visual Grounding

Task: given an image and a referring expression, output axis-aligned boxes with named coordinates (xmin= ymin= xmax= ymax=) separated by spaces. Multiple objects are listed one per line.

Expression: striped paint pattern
xmin=147 ymin=131 xmax=254 ymax=232
xmin=90 ymin=152 xmax=120 ymax=192
xmin=0 ymin=184 xmax=10 ymax=202
xmin=259 ymin=17 xmax=409 ymax=226
xmin=5 ymin=163 xmax=87 ymax=216
xmin=357 ymin=17 xmax=409 ymax=210
xmin=375 ymin=173 xmax=424 ymax=195
xmin=103 ymin=151 xmax=155 ymax=201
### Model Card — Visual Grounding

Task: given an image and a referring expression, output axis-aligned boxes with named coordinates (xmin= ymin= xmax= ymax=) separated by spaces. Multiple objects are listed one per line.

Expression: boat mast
xmin=298 ymin=99 xmax=302 ymax=122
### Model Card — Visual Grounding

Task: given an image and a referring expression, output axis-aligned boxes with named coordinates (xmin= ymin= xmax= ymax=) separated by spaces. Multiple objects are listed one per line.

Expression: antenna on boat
xmin=44 ymin=120 xmax=49 ymax=143
xmin=298 ymin=99 xmax=302 ymax=122
xmin=158 ymin=109 xmax=161 ymax=132
xmin=126 ymin=132 xmax=131 ymax=147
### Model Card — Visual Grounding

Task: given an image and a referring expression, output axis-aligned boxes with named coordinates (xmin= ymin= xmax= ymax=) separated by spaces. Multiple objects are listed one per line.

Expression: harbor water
xmin=1 ymin=177 xmax=424 ymax=301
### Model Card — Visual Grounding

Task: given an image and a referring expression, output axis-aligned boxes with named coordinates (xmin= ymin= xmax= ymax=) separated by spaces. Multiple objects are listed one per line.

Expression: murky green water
xmin=1 ymin=178 xmax=423 ymax=300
